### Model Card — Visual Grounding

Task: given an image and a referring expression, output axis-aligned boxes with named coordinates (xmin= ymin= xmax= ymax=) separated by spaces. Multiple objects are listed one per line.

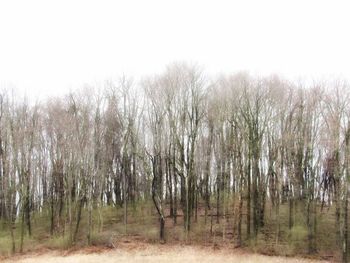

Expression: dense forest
xmin=0 ymin=63 xmax=349 ymax=261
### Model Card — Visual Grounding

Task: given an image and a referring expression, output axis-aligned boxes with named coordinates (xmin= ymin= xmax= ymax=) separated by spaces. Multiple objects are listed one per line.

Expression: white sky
xmin=0 ymin=0 xmax=349 ymax=100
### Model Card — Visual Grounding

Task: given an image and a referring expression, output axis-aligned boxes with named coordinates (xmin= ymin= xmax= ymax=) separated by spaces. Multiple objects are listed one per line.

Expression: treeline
xmin=0 ymin=63 xmax=350 ymax=261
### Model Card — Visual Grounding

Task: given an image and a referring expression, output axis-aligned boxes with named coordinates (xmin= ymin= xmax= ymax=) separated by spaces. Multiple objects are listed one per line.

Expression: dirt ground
xmin=2 ymin=243 xmax=330 ymax=263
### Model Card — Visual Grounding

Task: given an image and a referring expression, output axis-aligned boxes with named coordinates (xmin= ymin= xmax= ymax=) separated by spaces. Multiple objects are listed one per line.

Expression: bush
xmin=90 ymin=232 xmax=114 ymax=247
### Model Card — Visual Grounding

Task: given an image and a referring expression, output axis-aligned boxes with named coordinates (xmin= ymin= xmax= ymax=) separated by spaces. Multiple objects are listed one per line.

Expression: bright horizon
xmin=0 ymin=0 xmax=349 ymax=100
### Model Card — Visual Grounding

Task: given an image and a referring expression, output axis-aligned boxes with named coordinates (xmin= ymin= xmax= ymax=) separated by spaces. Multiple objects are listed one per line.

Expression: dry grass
xmin=3 ymin=244 xmax=330 ymax=263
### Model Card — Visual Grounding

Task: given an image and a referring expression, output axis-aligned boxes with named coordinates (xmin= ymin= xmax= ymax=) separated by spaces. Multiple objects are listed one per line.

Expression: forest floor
xmin=2 ymin=241 xmax=330 ymax=263
xmin=0 ymin=203 xmax=338 ymax=261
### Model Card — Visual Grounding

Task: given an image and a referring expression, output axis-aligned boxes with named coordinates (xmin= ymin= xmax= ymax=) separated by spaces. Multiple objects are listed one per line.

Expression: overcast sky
xmin=0 ymin=0 xmax=349 ymax=100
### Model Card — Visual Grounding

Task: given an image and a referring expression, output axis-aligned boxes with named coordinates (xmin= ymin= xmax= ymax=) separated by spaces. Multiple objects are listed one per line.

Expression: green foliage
xmin=0 ymin=235 xmax=13 ymax=256
xmin=289 ymin=225 xmax=308 ymax=241
xmin=288 ymin=225 xmax=308 ymax=254
xmin=47 ymin=235 xmax=72 ymax=250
